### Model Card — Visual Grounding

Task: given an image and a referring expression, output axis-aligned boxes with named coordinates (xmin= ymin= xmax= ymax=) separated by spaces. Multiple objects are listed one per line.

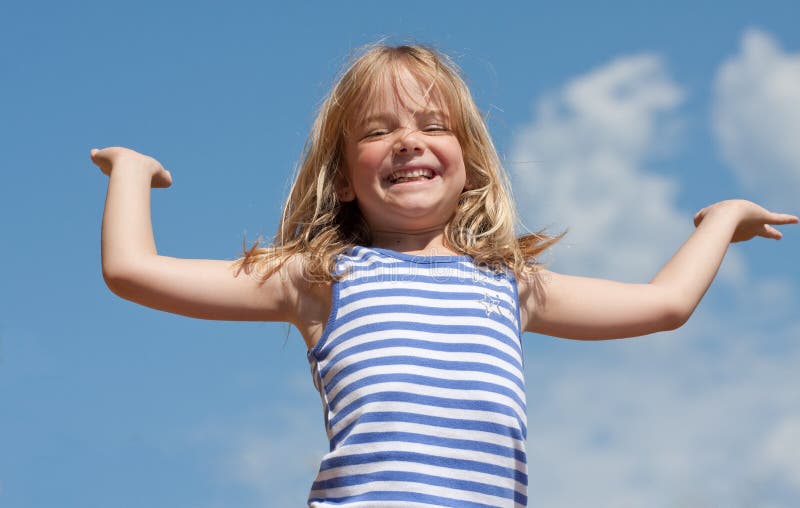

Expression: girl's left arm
xmin=522 ymin=199 xmax=798 ymax=340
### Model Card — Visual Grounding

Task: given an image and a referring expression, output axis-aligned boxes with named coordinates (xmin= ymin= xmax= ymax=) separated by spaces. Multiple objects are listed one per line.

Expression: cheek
xmin=447 ymin=143 xmax=466 ymax=174
xmin=454 ymin=148 xmax=468 ymax=188
xmin=446 ymin=136 xmax=465 ymax=162
xmin=345 ymin=145 xmax=375 ymax=184
xmin=355 ymin=146 xmax=390 ymax=176
xmin=356 ymin=150 xmax=377 ymax=168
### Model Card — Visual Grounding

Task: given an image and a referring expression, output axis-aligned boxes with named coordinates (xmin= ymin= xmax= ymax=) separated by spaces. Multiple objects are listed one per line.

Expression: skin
xmin=337 ymin=67 xmax=466 ymax=255
xmin=92 ymin=147 xmax=329 ymax=345
xmin=91 ymin=77 xmax=798 ymax=348
xmin=515 ymin=199 xmax=798 ymax=340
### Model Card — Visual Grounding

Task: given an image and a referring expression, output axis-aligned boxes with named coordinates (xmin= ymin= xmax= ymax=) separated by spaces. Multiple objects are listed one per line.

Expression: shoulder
xmin=514 ymin=267 xmax=554 ymax=331
xmin=279 ymin=252 xmax=332 ymax=294
xmin=278 ymin=253 xmax=334 ymax=348
xmin=245 ymin=252 xmax=329 ymax=316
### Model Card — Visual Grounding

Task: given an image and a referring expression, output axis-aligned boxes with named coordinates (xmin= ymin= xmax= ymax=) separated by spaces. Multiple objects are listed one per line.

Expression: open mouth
xmin=387 ymin=168 xmax=436 ymax=184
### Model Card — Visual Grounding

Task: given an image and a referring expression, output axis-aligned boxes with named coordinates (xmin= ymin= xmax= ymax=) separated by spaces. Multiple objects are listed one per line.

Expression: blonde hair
xmin=233 ymin=42 xmax=566 ymax=283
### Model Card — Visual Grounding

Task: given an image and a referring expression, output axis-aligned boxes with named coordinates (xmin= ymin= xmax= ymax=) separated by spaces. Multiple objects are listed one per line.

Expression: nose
xmin=393 ymin=128 xmax=424 ymax=155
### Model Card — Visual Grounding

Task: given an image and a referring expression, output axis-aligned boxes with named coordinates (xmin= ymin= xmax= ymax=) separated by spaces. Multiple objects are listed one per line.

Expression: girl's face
xmin=341 ymin=67 xmax=467 ymax=237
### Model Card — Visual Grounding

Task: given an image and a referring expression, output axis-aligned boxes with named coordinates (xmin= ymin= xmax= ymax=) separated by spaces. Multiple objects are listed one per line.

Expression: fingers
xmin=758 ymin=211 xmax=799 ymax=226
xmin=753 ymin=212 xmax=796 ymax=240
xmin=89 ymin=147 xmax=112 ymax=176
xmin=89 ymin=146 xmax=127 ymax=162
xmin=773 ymin=213 xmax=800 ymax=224
xmin=152 ymin=169 xmax=173 ymax=188
xmin=90 ymin=147 xmax=111 ymax=164
xmin=763 ymin=224 xmax=782 ymax=239
xmin=693 ymin=209 xmax=705 ymax=227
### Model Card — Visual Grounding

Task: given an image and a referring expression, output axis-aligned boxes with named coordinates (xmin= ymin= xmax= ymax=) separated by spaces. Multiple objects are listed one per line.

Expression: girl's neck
xmin=369 ymin=229 xmax=458 ymax=256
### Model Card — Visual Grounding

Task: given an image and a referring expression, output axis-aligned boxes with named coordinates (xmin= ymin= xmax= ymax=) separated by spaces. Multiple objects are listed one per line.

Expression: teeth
xmin=388 ymin=168 xmax=434 ymax=183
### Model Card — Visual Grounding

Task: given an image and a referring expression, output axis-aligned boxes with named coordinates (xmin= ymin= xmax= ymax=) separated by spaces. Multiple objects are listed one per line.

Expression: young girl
xmin=91 ymin=43 xmax=797 ymax=507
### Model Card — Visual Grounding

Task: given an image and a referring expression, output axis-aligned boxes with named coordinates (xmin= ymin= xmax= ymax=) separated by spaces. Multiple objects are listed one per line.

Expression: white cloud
xmin=524 ymin=313 xmax=800 ymax=507
xmin=510 ymin=53 xmax=690 ymax=283
xmin=221 ymin=416 xmax=326 ymax=507
xmin=185 ymin=368 xmax=329 ymax=508
xmin=712 ymin=28 xmax=800 ymax=210
xmin=759 ymin=414 xmax=800 ymax=490
xmin=183 ymin=42 xmax=800 ymax=505
xmin=511 ymin=48 xmax=800 ymax=506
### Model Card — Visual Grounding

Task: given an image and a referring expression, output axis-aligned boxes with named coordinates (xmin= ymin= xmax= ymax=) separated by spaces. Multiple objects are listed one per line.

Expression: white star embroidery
xmin=480 ymin=291 xmax=502 ymax=317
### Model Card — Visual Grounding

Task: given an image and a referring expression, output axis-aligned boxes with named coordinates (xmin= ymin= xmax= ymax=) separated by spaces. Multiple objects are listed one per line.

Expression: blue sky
xmin=2 ymin=1 xmax=799 ymax=506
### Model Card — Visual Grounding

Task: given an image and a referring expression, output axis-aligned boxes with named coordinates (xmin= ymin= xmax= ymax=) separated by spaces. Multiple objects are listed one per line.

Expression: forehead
xmin=350 ymin=65 xmax=451 ymax=126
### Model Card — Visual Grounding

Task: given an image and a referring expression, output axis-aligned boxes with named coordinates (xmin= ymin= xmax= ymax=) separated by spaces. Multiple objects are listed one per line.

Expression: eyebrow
xmin=359 ymin=109 xmax=450 ymax=126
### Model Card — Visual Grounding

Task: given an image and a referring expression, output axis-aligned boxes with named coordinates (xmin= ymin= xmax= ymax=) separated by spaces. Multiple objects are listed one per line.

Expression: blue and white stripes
xmin=307 ymin=246 xmax=528 ymax=507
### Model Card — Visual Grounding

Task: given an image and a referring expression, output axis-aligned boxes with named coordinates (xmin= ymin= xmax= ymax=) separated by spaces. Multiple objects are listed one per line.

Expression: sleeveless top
xmin=306 ymin=246 xmax=528 ymax=507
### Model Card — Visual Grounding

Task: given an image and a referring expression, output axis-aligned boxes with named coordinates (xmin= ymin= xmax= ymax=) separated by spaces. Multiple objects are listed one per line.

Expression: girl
xmin=91 ymin=44 xmax=797 ymax=507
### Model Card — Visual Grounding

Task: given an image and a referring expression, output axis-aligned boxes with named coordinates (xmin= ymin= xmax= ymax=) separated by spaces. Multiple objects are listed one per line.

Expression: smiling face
xmin=340 ymin=66 xmax=467 ymax=240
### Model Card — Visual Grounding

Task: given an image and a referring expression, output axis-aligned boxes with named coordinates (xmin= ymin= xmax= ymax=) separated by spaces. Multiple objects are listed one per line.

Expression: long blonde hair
xmin=233 ymin=42 xmax=566 ymax=283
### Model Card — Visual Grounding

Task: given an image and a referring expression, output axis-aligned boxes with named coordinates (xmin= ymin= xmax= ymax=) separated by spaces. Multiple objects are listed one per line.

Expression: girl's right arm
xmin=92 ymin=147 xmax=299 ymax=323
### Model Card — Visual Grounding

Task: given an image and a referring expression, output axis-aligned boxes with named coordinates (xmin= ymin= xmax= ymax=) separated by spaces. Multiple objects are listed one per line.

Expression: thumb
xmin=764 ymin=224 xmax=782 ymax=240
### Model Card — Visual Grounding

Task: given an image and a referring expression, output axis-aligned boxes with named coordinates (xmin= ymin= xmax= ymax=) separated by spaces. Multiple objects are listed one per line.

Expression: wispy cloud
xmin=712 ymin=28 xmax=800 ymax=211
xmin=186 ymin=369 xmax=329 ymax=508
xmin=188 ymin=31 xmax=800 ymax=508
xmin=511 ymin=38 xmax=800 ymax=507
xmin=759 ymin=412 xmax=800 ymax=491
xmin=509 ymin=53 xmax=692 ymax=283
xmin=220 ymin=415 xmax=326 ymax=507
xmin=524 ymin=317 xmax=800 ymax=507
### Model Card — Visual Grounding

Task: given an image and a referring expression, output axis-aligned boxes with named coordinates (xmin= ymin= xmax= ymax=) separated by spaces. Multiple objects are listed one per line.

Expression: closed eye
xmin=363 ymin=129 xmax=390 ymax=139
xmin=360 ymin=125 xmax=449 ymax=140
xmin=424 ymin=125 xmax=449 ymax=133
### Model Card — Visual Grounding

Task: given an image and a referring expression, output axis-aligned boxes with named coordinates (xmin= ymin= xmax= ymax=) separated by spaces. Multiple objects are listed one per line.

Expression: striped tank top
xmin=306 ymin=246 xmax=528 ymax=507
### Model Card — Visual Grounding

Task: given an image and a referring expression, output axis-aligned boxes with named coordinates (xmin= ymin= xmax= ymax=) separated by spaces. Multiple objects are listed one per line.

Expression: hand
xmin=90 ymin=146 xmax=173 ymax=188
xmin=693 ymin=199 xmax=799 ymax=243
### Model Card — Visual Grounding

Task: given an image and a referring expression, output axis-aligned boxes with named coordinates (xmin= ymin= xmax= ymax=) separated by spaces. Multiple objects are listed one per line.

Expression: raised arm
xmin=521 ymin=199 xmax=798 ymax=340
xmin=92 ymin=147 xmax=298 ymax=323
